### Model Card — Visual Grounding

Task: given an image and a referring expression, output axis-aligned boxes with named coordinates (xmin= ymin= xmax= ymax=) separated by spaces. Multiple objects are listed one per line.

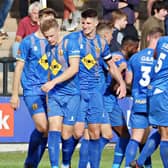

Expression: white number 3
xmin=139 ymin=66 xmax=151 ymax=87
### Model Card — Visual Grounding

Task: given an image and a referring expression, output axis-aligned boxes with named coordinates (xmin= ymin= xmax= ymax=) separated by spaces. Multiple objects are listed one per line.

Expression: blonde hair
xmin=111 ymin=9 xmax=127 ymax=27
xmin=96 ymin=21 xmax=112 ymax=36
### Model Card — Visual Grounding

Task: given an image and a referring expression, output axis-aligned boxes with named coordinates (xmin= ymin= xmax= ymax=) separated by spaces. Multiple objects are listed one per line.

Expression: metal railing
xmin=0 ymin=57 xmax=16 ymax=96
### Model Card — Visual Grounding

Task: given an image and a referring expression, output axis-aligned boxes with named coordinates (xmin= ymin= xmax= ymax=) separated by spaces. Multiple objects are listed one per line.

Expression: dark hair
xmin=151 ymin=0 xmax=168 ymax=15
xmin=121 ymin=36 xmax=139 ymax=47
xmin=40 ymin=18 xmax=59 ymax=33
xmin=39 ymin=8 xmax=57 ymax=18
xmin=81 ymin=8 xmax=98 ymax=18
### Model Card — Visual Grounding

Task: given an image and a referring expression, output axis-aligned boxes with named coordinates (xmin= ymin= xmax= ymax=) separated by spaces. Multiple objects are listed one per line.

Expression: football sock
xmin=48 ymin=131 xmax=61 ymax=167
xmin=62 ymin=136 xmax=79 ymax=166
xmin=125 ymin=139 xmax=139 ymax=167
xmin=160 ymin=141 xmax=168 ymax=167
xmin=112 ymin=137 xmax=129 ymax=168
xmin=78 ymin=138 xmax=89 ymax=168
xmin=24 ymin=129 xmax=44 ymax=167
xmin=139 ymin=143 xmax=151 ymax=168
xmin=89 ymin=139 xmax=100 ymax=168
xmin=36 ymin=136 xmax=48 ymax=166
xmin=100 ymin=136 xmax=109 ymax=152
xmin=137 ymin=130 xmax=160 ymax=167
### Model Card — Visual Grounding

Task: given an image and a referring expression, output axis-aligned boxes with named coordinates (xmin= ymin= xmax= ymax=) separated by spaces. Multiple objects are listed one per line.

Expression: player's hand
xmin=41 ymin=80 xmax=55 ymax=93
xmin=116 ymin=82 xmax=126 ymax=99
xmin=10 ymin=95 xmax=20 ymax=110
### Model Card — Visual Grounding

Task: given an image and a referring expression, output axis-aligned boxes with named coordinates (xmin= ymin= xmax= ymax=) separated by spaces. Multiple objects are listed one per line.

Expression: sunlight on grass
xmin=0 ymin=145 xmax=162 ymax=168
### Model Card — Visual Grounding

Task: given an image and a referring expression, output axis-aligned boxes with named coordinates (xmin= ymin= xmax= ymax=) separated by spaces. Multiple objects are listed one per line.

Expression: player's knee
xmin=89 ymin=129 xmax=100 ymax=139
xmin=62 ymin=131 xmax=73 ymax=140
xmin=74 ymin=129 xmax=84 ymax=139
xmin=36 ymin=124 xmax=48 ymax=133
xmin=102 ymin=133 xmax=113 ymax=140
xmin=73 ymin=123 xmax=85 ymax=139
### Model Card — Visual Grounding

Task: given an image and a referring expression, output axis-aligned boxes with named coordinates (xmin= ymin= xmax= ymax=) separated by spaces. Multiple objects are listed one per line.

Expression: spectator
xmin=147 ymin=0 xmax=156 ymax=16
xmin=12 ymin=1 xmax=42 ymax=59
xmin=100 ymin=0 xmax=140 ymax=39
xmin=0 ymin=0 xmax=14 ymax=39
xmin=62 ymin=0 xmax=81 ymax=31
xmin=147 ymin=0 xmax=168 ymax=36
xmin=110 ymin=9 xmax=128 ymax=52
xmin=140 ymin=0 xmax=168 ymax=49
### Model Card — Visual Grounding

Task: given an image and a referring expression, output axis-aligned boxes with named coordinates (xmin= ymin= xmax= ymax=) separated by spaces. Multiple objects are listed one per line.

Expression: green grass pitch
xmin=0 ymin=146 xmax=163 ymax=168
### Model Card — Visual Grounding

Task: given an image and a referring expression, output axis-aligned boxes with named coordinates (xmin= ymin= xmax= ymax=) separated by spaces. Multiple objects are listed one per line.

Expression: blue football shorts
xmin=149 ymin=90 xmax=168 ymax=126
xmin=47 ymin=94 xmax=80 ymax=125
xmin=24 ymin=95 xmax=47 ymax=116
xmin=76 ymin=91 xmax=104 ymax=124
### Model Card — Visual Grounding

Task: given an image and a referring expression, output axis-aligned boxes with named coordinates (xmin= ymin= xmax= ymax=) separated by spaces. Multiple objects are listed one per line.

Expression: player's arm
xmin=102 ymin=39 xmax=126 ymax=98
xmin=106 ymin=58 xmax=126 ymax=98
xmin=112 ymin=55 xmax=127 ymax=72
xmin=125 ymin=58 xmax=133 ymax=86
xmin=12 ymin=36 xmax=22 ymax=58
xmin=10 ymin=60 xmax=24 ymax=109
xmin=125 ymin=70 xmax=133 ymax=86
xmin=41 ymin=56 xmax=80 ymax=92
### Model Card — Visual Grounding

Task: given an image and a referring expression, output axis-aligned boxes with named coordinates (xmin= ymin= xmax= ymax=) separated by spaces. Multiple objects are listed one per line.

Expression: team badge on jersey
xmin=50 ymin=59 xmax=62 ymax=75
xmin=32 ymin=103 xmax=38 ymax=110
xmin=58 ymin=49 xmax=63 ymax=56
xmin=81 ymin=53 xmax=96 ymax=70
xmin=38 ymin=54 xmax=49 ymax=70
xmin=33 ymin=46 xmax=38 ymax=51
xmin=96 ymin=47 xmax=100 ymax=54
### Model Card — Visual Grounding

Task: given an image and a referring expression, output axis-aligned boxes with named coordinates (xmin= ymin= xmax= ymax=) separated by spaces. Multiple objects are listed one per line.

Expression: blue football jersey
xmin=46 ymin=37 xmax=80 ymax=96
xmin=128 ymin=48 xmax=155 ymax=96
xmin=17 ymin=33 xmax=48 ymax=96
xmin=65 ymin=31 xmax=112 ymax=91
xmin=150 ymin=36 xmax=168 ymax=92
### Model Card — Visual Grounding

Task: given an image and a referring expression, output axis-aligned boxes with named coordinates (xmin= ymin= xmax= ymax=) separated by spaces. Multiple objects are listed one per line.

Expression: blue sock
xmin=139 ymin=143 xmax=151 ymax=167
xmin=137 ymin=131 xmax=160 ymax=167
xmin=89 ymin=139 xmax=101 ymax=168
xmin=160 ymin=140 xmax=168 ymax=167
xmin=112 ymin=137 xmax=129 ymax=168
xmin=100 ymin=136 xmax=109 ymax=152
xmin=62 ymin=136 xmax=79 ymax=166
xmin=78 ymin=138 xmax=89 ymax=168
xmin=48 ymin=131 xmax=61 ymax=167
xmin=125 ymin=139 xmax=139 ymax=167
xmin=37 ymin=137 xmax=48 ymax=164
xmin=25 ymin=129 xmax=44 ymax=167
